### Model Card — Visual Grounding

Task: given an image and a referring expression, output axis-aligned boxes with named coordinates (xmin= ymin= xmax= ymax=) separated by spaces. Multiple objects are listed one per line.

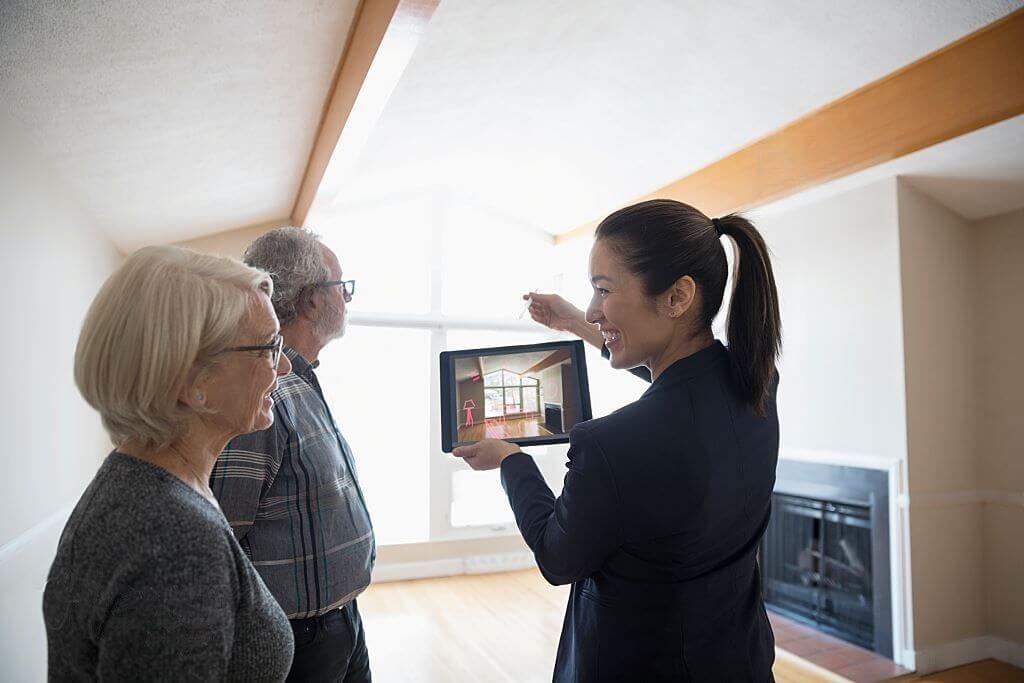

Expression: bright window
xmin=440 ymin=203 xmax=558 ymax=318
xmin=316 ymin=325 xmax=431 ymax=545
xmin=319 ymin=199 xmax=432 ymax=315
xmin=481 ymin=369 xmax=542 ymax=418
xmin=312 ymin=196 xmax=645 ymax=544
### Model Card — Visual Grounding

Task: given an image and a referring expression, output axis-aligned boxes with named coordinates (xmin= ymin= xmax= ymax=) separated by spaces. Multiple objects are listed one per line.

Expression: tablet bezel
xmin=440 ymin=339 xmax=592 ymax=453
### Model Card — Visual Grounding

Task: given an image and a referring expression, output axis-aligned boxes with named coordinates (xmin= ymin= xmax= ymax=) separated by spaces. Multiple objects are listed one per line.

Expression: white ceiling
xmin=0 ymin=0 xmax=359 ymax=251
xmin=321 ymin=0 xmax=1024 ymax=232
xmin=2 ymin=1 xmax=1022 ymax=249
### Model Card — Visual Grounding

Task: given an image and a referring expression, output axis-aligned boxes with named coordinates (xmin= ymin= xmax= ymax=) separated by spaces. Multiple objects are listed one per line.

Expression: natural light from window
xmin=313 ymin=194 xmax=648 ymax=546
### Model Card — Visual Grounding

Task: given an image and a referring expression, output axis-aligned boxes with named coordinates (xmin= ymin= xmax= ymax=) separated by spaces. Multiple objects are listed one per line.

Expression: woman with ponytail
xmin=453 ymin=199 xmax=781 ymax=682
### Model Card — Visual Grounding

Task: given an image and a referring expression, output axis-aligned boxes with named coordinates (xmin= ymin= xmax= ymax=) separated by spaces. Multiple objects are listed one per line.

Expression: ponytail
xmin=594 ymin=199 xmax=781 ymax=416
xmin=715 ymin=214 xmax=782 ymax=416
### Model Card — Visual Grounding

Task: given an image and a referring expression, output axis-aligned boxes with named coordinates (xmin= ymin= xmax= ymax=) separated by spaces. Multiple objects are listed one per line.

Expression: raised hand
xmin=522 ymin=292 xmax=604 ymax=350
xmin=523 ymin=292 xmax=585 ymax=333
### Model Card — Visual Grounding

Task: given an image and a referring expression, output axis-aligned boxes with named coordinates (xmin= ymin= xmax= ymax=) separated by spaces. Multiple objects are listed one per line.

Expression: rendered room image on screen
xmin=454 ymin=349 xmax=582 ymax=444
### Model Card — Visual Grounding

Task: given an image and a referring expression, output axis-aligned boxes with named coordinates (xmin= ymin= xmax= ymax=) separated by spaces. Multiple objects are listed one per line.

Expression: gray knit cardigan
xmin=43 ymin=452 xmax=294 ymax=681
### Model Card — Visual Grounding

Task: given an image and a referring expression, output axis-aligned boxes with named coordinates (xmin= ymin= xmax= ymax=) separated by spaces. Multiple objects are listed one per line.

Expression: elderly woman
xmin=43 ymin=246 xmax=295 ymax=680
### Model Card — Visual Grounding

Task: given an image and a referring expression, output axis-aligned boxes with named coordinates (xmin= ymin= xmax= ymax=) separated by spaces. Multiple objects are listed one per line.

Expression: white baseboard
xmin=990 ymin=638 xmax=1024 ymax=670
xmin=464 ymin=551 xmax=536 ymax=575
xmin=915 ymin=635 xmax=1024 ymax=673
xmin=898 ymin=648 xmax=916 ymax=671
xmin=372 ymin=552 xmax=536 ymax=583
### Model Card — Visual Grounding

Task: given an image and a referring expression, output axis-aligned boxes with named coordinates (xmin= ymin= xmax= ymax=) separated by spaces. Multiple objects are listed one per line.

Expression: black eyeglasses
xmin=316 ymin=279 xmax=356 ymax=301
xmin=222 ymin=334 xmax=284 ymax=366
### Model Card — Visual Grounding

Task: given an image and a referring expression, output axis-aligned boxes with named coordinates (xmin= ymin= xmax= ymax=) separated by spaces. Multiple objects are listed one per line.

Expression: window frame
xmin=482 ymin=369 xmax=543 ymax=419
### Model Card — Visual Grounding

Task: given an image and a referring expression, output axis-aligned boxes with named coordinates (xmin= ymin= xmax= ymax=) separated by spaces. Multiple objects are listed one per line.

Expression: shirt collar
xmin=283 ymin=345 xmax=319 ymax=377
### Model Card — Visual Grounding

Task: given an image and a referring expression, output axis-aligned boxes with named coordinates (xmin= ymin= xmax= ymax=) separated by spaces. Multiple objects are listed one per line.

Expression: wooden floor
xmin=359 ymin=569 xmax=567 ymax=682
xmin=360 ymin=569 xmax=1024 ymax=682
xmin=458 ymin=415 xmax=554 ymax=441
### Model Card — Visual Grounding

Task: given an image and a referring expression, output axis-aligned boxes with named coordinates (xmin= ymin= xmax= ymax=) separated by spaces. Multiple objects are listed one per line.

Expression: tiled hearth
xmin=770 ymin=611 xmax=911 ymax=682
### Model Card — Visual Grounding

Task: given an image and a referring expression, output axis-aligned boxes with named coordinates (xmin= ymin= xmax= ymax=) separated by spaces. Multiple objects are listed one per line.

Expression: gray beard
xmin=315 ymin=308 xmax=345 ymax=343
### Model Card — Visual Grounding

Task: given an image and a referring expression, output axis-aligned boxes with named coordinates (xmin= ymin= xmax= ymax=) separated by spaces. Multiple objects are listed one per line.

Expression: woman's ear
xmin=664 ymin=275 xmax=696 ymax=319
xmin=178 ymin=364 xmax=209 ymax=410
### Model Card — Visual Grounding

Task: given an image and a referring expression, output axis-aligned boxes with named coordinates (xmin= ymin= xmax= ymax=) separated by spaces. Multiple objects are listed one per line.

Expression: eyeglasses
xmin=316 ymin=279 xmax=356 ymax=301
xmin=222 ymin=334 xmax=284 ymax=366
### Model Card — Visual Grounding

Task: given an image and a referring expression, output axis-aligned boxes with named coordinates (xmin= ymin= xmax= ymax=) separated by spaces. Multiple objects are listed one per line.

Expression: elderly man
xmin=211 ymin=227 xmax=375 ymax=682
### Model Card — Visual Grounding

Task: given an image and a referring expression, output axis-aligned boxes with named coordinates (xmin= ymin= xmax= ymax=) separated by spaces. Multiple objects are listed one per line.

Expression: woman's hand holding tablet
xmin=452 ymin=439 xmax=521 ymax=470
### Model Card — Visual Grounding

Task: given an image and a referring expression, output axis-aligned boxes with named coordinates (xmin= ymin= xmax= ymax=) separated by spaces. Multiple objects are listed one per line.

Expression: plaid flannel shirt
xmin=211 ymin=346 xmax=375 ymax=619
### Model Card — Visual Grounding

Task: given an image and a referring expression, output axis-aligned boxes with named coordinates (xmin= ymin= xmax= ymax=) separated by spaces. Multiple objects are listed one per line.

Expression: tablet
xmin=440 ymin=340 xmax=592 ymax=452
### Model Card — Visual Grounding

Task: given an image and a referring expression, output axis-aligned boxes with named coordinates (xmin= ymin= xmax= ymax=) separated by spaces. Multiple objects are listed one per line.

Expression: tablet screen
xmin=440 ymin=340 xmax=591 ymax=452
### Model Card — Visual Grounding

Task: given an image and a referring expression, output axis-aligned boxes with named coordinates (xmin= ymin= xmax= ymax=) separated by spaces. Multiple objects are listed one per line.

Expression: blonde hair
xmin=74 ymin=246 xmax=273 ymax=449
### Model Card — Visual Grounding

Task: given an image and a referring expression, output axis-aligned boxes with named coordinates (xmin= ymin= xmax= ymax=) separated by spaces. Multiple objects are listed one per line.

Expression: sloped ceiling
xmin=2 ymin=1 xmax=1022 ymax=249
xmin=1 ymin=0 xmax=360 ymax=250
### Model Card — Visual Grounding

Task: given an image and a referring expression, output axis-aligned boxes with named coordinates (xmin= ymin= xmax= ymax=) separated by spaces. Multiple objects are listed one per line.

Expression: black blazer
xmin=500 ymin=341 xmax=778 ymax=682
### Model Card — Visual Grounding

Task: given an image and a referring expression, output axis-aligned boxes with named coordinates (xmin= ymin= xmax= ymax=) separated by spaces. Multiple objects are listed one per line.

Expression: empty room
xmin=2 ymin=1 xmax=1023 ymax=681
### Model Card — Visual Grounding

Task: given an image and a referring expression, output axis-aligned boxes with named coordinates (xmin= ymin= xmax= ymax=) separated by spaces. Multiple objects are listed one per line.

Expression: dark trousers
xmin=286 ymin=600 xmax=371 ymax=683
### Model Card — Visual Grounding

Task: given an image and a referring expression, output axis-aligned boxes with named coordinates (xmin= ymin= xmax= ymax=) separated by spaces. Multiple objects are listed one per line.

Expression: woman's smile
xmin=601 ymin=328 xmax=623 ymax=353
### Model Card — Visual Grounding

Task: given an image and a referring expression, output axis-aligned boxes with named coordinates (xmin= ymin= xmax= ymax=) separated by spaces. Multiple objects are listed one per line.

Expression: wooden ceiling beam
xmin=291 ymin=0 xmax=439 ymax=227
xmin=526 ymin=350 xmax=571 ymax=376
xmin=557 ymin=7 xmax=1024 ymax=243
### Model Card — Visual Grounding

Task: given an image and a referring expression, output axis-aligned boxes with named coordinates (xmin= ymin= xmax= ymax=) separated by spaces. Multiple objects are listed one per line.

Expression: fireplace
xmin=543 ymin=403 xmax=563 ymax=432
xmin=761 ymin=461 xmax=892 ymax=657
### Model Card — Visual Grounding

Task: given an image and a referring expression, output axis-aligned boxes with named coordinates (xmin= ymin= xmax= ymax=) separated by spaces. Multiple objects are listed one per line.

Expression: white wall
xmin=897 ymin=181 xmax=988 ymax=655
xmin=750 ymin=178 xmax=909 ymax=464
xmin=974 ymin=208 xmax=1024 ymax=650
xmin=0 ymin=117 xmax=122 ymax=680
xmin=540 ymin=364 xmax=562 ymax=404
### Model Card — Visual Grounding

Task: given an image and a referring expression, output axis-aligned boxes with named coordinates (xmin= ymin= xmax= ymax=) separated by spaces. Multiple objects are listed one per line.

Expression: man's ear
xmin=664 ymin=275 xmax=696 ymax=319
xmin=298 ymin=287 xmax=320 ymax=322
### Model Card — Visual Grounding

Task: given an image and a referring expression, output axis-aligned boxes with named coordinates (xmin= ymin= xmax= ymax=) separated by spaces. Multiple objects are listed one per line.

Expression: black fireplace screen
xmin=761 ymin=493 xmax=875 ymax=650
